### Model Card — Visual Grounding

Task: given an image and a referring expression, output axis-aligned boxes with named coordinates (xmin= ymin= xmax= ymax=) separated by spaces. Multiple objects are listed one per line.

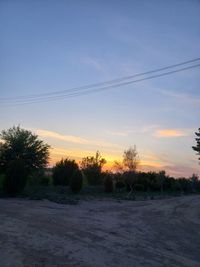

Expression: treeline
xmin=0 ymin=126 xmax=199 ymax=197
xmin=50 ymin=152 xmax=200 ymax=194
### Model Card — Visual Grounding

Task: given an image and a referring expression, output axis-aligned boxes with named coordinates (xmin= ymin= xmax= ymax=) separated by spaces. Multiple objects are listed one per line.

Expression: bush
xmin=134 ymin=184 xmax=144 ymax=191
xmin=70 ymin=170 xmax=83 ymax=193
xmin=83 ymin=167 xmax=103 ymax=186
xmin=113 ymin=173 xmax=125 ymax=191
xmin=81 ymin=151 xmax=106 ymax=186
xmin=27 ymin=169 xmax=51 ymax=186
xmin=52 ymin=159 xmax=79 ymax=186
xmin=104 ymin=173 xmax=113 ymax=193
xmin=3 ymin=159 xmax=27 ymax=195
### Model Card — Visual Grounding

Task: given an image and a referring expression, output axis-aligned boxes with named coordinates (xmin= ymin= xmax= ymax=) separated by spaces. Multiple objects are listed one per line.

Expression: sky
xmin=0 ymin=0 xmax=200 ymax=177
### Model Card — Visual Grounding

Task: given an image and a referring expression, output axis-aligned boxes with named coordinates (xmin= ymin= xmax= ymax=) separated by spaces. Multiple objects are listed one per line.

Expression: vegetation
xmin=192 ymin=128 xmax=200 ymax=163
xmin=81 ymin=151 xmax=106 ymax=185
xmin=0 ymin=126 xmax=199 ymax=201
xmin=0 ymin=126 xmax=50 ymax=195
xmin=103 ymin=172 xmax=114 ymax=193
xmin=52 ymin=158 xmax=79 ymax=186
xmin=70 ymin=169 xmax=83 ymax=193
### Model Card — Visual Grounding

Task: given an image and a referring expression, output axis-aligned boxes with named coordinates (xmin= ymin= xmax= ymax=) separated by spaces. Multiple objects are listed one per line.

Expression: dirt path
xmin=0 ymin=195 xmax=200 ymax=267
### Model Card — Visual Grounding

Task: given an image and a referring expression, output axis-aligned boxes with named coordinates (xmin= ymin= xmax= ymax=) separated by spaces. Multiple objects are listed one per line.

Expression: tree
xmin=80 ymin=151 xmax=106 ymax=185
xmin=52 ymin=158 xmax=79 ymax=186
xmin=123 ymin=146 xmax=140 ymax=171
xmin=4 ymin=159 xmax=27 ymax=195
xmin=0 ymin=126 xmax=50 ymax=194
xmin=192 ymin=128 xmax=200 ymax=163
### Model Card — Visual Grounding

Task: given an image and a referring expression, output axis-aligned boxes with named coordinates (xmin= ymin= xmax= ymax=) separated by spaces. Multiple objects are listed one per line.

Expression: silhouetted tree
xmin=192 ymin=128 xmax=200 ymax=163
xmin=189 ymin=173 xmax=199 ymax=192
xmin=52 ymin=158 xmax=79 ymax=186
xmin=0 ymin=126 xmax=50 ymax=194
xmin=123 ymin=146 xmax=140 ymax=172
xmin=157 ymin=171 xmax=166 ymax=194
xmin=4 ymin=159 xmax=27 ymax=195
xmin=81 ymin=151 xmax=106 ymax=185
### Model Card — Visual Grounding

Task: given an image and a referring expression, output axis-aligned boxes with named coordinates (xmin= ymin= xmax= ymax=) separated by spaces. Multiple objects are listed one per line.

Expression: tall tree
xmin=0 ymin=126 xmax=50 ymax=194
xmin=192 ymin=128 xmax=200 ymax=163
xmin=123 ymin=145 xmax=140 ymax=172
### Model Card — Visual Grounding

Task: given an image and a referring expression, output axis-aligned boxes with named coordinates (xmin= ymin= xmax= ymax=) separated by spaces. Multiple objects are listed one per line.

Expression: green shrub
xmin=4 ymin=159 xmax=27 ymax=196
xmin=53 ymin=158 xmax=79 ymax=186
xmin=70 ymin=170 xmax=83 ymax=193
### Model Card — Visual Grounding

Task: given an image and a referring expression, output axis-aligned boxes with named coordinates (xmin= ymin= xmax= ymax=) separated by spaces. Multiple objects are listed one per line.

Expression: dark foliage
xmin=52 ymin=158 xmax=79 ymax=186
xmin=0 ymin=126 xmax=50 ymax=195
xmin=28 ymin=169 xmax=50 ymax=186
xmin=103 ymin=172 xmax=114 ymax=193
xmin=70 ymin=170 xmax=83 ymax=193
xmin=0 ymin=126 xmax=50 ymax=174
xmin=114 ymin=173 xmax=126 ymax=191
xmin=4 ymin=159 xmax=27 ymax=195
xmin=192 ymin=128 xmax=200 ymax=163
xmin=81 ymin=151 xmax=106 ymax=185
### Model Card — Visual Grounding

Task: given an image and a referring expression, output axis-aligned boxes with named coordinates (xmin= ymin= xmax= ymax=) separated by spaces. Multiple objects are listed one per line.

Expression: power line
xmin=1 ymin=62 xmax=200 ymax=106
xmin=1 ymin=57 xmax=200 ymax=102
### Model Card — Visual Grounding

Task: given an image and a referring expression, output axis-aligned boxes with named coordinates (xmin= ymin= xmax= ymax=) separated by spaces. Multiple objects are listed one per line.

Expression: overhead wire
xmin=1 ymin=58 xmax=200 ymax=106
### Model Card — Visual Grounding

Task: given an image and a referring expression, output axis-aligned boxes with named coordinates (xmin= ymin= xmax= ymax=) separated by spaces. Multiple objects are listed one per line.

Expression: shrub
xmin=134 ymin=184 xmax=144 ymax=191
xmin=52 ymin=158 xmax=79 ymax=186
xmin=4 ymin=159 xmax=27 ymax=195
xmin=81 ymin=151 xmax=106 ymax=186
xmin=70 ymin=170 xmax=83 ymax=193
xmin=114 ymin=173 xmax=125 ymax=191
xmin=83 ymin=167 xmax=103 ymax=185
xmin=27 ymin=169 xmax=51 ymax=186
xmin=104 ymin=173 xmax=113 ymax=193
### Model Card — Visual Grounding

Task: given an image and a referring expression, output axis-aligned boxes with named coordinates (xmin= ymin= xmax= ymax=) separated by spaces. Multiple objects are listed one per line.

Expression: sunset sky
xmin=0 ymin=0 xmax=200 ymax=177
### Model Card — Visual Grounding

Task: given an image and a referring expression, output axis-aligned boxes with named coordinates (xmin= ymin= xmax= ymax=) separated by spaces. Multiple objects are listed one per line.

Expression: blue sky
xmin=0 ymin=0 xmax=200 ymax=176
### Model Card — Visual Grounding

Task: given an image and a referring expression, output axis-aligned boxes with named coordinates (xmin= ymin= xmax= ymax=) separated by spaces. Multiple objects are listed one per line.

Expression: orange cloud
xmin=155 ymin=129 xmax=187 ymax=138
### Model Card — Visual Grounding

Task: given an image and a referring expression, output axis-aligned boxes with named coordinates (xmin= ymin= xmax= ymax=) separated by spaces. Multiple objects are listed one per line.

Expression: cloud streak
xmin=155 ymin=129 xmax=187 ymax=138
xmin=36 ymin=129 xmax=89 ymax=144
xmin=35 ymin=128 xmax=121 ymax=149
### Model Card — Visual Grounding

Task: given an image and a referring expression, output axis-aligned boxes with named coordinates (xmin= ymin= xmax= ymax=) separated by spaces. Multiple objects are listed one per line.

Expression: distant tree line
xmin=0 ymin=126 xmax=199 ymax=197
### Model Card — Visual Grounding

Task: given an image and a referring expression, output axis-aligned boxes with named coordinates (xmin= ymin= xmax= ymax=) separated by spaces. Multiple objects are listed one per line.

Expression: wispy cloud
xmin=34 ymin=128 xmax=121 ymax=149
xmin=36 ymin=129 xmax=88 ymax=144
xmin=154 ymin=129 xmax=188 ymax=138
xmin=155 ymin=88 xmax=200 ymax=105
xmin=106 ymin=124 xmax=159 ymax=137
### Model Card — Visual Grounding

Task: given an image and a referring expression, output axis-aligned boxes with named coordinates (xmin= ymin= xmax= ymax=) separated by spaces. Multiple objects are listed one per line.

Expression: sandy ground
xmin=0 ymin=196 xmax=200 ymax=267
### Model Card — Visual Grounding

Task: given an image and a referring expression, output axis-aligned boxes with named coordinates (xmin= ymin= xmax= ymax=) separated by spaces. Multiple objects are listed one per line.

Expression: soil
xmin=0 ymin=195 xmax=200 ymax=267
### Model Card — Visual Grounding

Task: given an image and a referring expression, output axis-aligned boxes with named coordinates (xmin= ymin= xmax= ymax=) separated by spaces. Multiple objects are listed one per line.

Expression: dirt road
xmin=0 ymin=196 xmax=200 ymax=267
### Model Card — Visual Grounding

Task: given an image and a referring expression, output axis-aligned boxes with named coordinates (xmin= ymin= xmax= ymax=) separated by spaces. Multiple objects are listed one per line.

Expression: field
xmin=0 ymin=195 xmax=200 ymax=267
